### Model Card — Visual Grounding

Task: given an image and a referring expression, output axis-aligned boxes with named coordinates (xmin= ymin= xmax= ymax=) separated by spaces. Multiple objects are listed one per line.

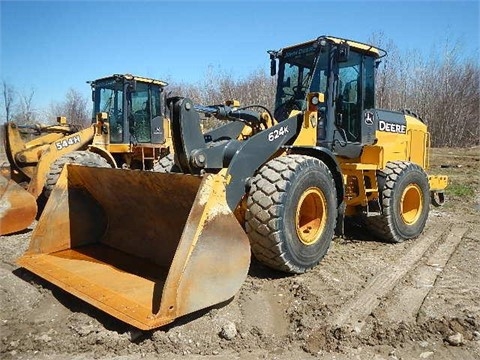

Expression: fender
xmin=284 ymin=145 xmax=346 ymax=236
xmin=87 ymin=145 xmax=118 ymax=168
xmin=284 ymin=145 xmax=344 ymax=206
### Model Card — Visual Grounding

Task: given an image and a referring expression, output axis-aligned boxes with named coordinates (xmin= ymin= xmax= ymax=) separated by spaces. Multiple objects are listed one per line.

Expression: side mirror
xmin=337 ymin=43 xmax=350 ymax=62
xmin=270 ymin=57 xmax=276 ymax=76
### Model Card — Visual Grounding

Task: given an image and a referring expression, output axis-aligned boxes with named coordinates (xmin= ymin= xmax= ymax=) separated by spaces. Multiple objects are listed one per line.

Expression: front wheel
xmin=245 ymin=154 xmax=337 ymax=274
xmin=152 ymin=153 xmax=180 ymax=173
xmin=44 ymin=151 xmax=111 ymax=198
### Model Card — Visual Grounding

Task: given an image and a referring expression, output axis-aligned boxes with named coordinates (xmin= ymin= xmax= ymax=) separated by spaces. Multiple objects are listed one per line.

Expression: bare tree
xmin=49 ymin=88 xmax=90 ymax=128
xmin=168 ymin=67 xmax=276 ymax=130
xmin=13 ymin=88 xmax=37 ymax=126
xmin=371 ymin=32 xmax=480 ymax=147
xmin=1 ymin=80 xmax=15 ymax=122
xmin=64 ymin=89 xmax=90 ymax=127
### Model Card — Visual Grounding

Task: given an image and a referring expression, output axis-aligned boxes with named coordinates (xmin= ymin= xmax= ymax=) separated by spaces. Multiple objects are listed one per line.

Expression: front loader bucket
xmin=17 ymin=165 xmax=250 ymax=330
xmin=0 ymin=175 xmax=37 ymax=235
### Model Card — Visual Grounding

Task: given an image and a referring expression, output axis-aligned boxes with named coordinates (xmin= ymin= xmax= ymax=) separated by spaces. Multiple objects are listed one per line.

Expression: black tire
xmin=152 ymin=153 xmax=180 ymax=173
xmin=365 ymin=161 xmax=430 ymax=243
xmin=44 ymin=151 xmax=111 ymax=198
xmin=245 ymin=154 xmax=337 ymax=274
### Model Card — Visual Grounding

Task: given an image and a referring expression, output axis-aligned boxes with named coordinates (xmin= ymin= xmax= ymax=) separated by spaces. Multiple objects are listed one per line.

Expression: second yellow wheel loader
xmin=17 ymin=36 xmax=447 ymax=330
xmin=1 ymin=119 xmax=93 ymax=235
xmin=0 ymin=74 xmax=171 ymax=235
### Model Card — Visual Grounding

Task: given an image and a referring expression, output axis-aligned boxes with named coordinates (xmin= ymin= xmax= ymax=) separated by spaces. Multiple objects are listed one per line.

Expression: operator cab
xmin=270 ymin=36 xmax=385 ymax=158
xmin=89 ymin=74 xmax=168 ymax=145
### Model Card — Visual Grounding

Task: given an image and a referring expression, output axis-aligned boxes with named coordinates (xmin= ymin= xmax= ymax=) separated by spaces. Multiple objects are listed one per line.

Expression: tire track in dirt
xmin=326 ymin=221 xmax=466 ymax=332
xmin=379 ymin=225 xmax=469 ymax=324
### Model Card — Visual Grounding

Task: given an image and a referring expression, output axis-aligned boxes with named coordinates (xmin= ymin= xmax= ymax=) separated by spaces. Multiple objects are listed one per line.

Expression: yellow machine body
xmin=338 ymin=114 xmax=448 ymax=211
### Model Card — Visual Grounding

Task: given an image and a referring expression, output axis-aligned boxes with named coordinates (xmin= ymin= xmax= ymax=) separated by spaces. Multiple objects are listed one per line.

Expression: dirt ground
xmin=1 ymin=147 xmax=479 ymax=360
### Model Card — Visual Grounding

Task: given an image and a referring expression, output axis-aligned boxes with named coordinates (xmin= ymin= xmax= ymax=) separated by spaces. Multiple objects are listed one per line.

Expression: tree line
xmin=1 ymin=83 xmax=90 ymax=128
xmin=372 ymin=33 xmax=479 ymax=147
xmin=2 ymin=37 xmax=478 ymax=147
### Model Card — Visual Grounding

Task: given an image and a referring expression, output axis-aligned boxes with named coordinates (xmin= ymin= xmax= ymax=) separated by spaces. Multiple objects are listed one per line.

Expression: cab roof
xmin=90 ymin=74 xmax=168 ymax=87
xmin=274 ymin=35 xmax=386 ymax=59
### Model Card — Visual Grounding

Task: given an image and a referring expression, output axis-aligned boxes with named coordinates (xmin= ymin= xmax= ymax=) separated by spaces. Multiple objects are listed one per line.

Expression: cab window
xmin=338 ymin=52 xmax=362 ymax=142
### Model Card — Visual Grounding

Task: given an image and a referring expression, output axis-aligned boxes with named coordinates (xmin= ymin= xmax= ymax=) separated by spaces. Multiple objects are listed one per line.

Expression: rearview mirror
xmin=337 ymin=43 xmax=350 ymax=62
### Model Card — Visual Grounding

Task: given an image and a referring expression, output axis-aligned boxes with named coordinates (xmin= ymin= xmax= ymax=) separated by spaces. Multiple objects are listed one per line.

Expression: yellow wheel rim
xmin=401 ymin=184 xmax=423 ymax=225
xmin=295 ymin=187 xmax=327 ymax=245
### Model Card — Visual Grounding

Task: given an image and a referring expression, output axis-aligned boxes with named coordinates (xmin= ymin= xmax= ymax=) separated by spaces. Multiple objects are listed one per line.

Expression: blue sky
xmin=1 ymin=0 xmax=479 ymax=115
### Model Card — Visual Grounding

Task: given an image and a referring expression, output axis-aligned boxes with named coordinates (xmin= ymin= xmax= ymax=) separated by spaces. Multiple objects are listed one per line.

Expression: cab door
xmin=334 ymin=51 xmax=376 ymax=158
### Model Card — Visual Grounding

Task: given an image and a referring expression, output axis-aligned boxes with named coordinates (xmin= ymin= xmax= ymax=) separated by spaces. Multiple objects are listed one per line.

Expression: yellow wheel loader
xmin=17 ymin=36 xmax=447 ymax=330
xmin=1 ymin=119 xmax=94 ymax=235
xmin=0 ymin=74 xmax=171 ymax=235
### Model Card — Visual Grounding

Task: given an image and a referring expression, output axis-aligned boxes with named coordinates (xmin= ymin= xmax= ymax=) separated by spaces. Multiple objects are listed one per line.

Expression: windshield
xmin=274 ymin=43 xmax=328 ymax=121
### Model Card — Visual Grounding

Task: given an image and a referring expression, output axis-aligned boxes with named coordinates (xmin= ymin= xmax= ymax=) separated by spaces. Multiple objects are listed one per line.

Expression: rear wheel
xmin=44 ymin=151 xmax=111 ymax=198
xmin=245 ymin=154 xmax=337 ymax=274
xmin=365 ymin=161 xmax=430 ymax=243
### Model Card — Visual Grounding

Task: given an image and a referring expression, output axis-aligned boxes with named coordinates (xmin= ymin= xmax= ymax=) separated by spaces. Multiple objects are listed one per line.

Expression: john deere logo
xmin=378 ymin=120 xmax=406 ymax=134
